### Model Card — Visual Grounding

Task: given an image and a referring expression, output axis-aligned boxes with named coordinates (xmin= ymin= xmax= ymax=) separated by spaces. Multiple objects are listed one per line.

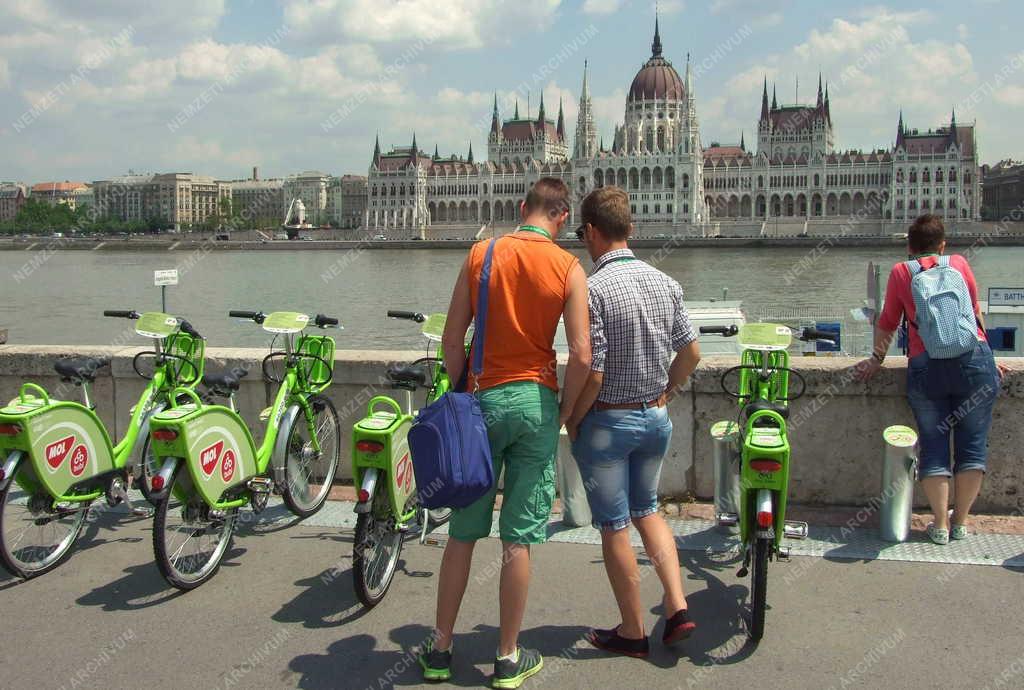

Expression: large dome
xmin=628 ymin=57 xmax=685 ymax=102
xmin=626 ymin=17 xmax=684 ymax=102
xmin=628 ymin=18 xmax=685 ymax=102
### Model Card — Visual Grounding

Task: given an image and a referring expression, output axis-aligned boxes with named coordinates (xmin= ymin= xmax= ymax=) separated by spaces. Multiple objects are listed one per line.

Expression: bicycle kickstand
xmin=419 ymin=508 xmax=429 ymax=544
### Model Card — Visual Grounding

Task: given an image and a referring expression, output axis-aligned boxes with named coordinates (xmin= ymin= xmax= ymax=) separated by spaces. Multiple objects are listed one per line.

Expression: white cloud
xmin=583 ymin=0 xmax=624 ymax=14
xmin=703 ymin=9 xmax=977 ymax=149
xmin=957 ymin=23 xmax=969 ymax=41
xmin=283 ymin=0 xmax=561 ymax=50
xmin=994 ymin=85 xmax=1024 ymax=106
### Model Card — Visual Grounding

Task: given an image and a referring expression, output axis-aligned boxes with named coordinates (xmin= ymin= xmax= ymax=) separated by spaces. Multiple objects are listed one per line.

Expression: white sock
xmin=496 ymin=647 xmax=520 ymax=663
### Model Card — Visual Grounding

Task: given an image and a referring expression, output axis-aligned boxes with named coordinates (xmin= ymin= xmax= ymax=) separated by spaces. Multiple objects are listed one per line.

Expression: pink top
xmin=877 ymin=254 xmax=986 ymax=358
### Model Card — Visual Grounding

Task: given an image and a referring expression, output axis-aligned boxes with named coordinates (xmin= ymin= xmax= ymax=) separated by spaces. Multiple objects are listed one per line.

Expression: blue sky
xmin=1 ymin=0 xmax=1022 ymax=183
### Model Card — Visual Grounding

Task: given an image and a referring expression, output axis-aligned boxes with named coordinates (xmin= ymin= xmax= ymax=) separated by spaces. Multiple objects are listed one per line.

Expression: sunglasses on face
xmin=575 ymin=224 xmax=587 ymax=240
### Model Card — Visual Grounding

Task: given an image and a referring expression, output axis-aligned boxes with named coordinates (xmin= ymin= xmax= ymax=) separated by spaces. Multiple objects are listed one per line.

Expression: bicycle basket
xmin=296 ymin=334 xmax=335 ymax=390
xmin=164 ymin=332 xmax=205 ymax=386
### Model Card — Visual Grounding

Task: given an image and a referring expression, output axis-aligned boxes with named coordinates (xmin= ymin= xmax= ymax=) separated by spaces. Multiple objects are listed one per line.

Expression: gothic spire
xmin=816 ymin=73 xmax=823 ymax=109
xmin=372 ymin=132 xmax=381 ymax=167
xmin=537 ymin=91 xmax=546 ymax=124
xmin=467 ymin=141 xmax=474 ymax=163
xmin=433 ymin=144 xmax=439 ymax=160
xmin=760 ymin=76 xmax=769 ymax=122
xmin=410 ymin=132 xmax=418 ymax=164
xmin=896 ymin=109 xmax=905 ymax=148
xmin=514 ymin=99 xmax=520 ymax=120
xmin=575 ymin=59 xmax=597 ymax=159
xmin=581 ymin=59 xmax=590 ymax=99
xmin=652 ymin=13 xmax=663 ymax=57
xmin=949 ymin=107 xmax=959 ymax=145
xmin=490 ymin=92 xmax=500 ymax=135
xmin=771 ymin=84 xmax=778 ymax=110
xmin=556 ymin=96 xmax=565 ymax=139
xmin=740 ymin=131 xmax=746 ymax=151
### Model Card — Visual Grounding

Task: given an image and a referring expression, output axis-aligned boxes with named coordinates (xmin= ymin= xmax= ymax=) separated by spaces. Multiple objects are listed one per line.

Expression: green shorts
xmin=448 ymin=381 xmax=560 ymax=545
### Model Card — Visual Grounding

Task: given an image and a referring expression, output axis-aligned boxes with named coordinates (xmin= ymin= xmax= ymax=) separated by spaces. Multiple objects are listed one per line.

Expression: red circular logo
xmin=220 ymin=449 xmax=236 ymax=483
xmin=69 ymin=444 xmax=88 ymax=477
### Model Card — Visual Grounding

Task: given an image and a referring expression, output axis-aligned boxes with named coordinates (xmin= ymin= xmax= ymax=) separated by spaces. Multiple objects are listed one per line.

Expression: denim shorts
xmin=570 ymin=405 xmax=672 ymax=531
xmin=906 ymin=342 xmax=999 ymax=478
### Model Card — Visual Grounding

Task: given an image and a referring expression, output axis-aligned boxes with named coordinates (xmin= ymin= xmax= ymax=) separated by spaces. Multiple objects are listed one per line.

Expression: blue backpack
xmin=408 ymin=240 xmax=497 ymax=509
xmin=906 ymin=255 xmax=978 ymax=359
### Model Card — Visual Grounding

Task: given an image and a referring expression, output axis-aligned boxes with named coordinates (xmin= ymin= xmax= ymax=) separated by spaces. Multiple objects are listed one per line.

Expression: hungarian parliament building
xmin=366 ymin=21 xmax=980 ymax=233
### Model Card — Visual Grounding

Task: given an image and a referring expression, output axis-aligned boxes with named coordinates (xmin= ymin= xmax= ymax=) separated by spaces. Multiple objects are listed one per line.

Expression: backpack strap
xmin=905 ymin=259 xmax=924 ymax=277
xmin=937 ymin=255 xmax=951 ymax=268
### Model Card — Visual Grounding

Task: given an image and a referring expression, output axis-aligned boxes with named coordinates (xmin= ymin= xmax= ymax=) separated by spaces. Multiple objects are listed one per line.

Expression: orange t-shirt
xmin=466 ymin=233 xmax=578 ymax=392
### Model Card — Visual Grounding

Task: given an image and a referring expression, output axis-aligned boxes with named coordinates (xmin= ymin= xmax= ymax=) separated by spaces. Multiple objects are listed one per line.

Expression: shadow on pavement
xmin=273 ymin=564 xmax=373 ymax=629
xmin=288 ymin=623 xmax=594 ymax=689
xmin=75 ymin=544 xmax=246 ymax=610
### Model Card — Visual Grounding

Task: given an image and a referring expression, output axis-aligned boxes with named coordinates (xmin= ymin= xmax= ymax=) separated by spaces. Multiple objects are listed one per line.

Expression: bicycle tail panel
xmin=740 ymin=409 xmax=790 ymax=545
xmin=0 ymin=388 xmax=115 ymax=499
xmin=149 ymin=403 xmax=258 ymax=507
xmin=352 ymin=396 xmax=416 ymax=521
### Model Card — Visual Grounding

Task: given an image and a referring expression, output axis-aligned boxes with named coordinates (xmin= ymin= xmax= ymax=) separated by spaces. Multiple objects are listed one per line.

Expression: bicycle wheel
xmin=153 ymin=465 xmax=237 ymax=590
xmin=353 ymin=485 xmax=404 ymax=608
xmin=137 ymin=436 xmax=161 ymax=507
xmin=282 ymin=395 xmax=341 ymax=518
xmin=749 ymin=537 xmax=771 ymax=641
xmin=0 ymin=472 xmax=87 ymax=579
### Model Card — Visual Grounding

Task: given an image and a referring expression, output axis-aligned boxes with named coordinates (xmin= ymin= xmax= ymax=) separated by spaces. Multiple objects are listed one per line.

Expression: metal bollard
xmin=880 ymin=425 xmax=919 ymax=543
xmin=557 ymin=428 xmax=592 ymax=528
xmin=711 ymin=420 xmax=741 ymax=534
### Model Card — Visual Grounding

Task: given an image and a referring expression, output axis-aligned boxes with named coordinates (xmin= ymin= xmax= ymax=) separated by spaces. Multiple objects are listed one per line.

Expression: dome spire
xmin=652 ymin=12 xmax=663 ymax=57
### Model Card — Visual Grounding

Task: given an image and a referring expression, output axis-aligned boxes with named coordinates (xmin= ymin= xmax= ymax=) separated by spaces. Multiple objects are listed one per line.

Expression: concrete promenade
xmin=0 ymin=502 xmax=1021 ymax=690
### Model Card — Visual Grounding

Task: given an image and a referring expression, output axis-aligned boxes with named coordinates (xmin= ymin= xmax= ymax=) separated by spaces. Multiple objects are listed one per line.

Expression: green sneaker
xmin=418 ymin=639 xmax=452 ymax=682
xmin=492 ymin=646 xmax=543 ymax=689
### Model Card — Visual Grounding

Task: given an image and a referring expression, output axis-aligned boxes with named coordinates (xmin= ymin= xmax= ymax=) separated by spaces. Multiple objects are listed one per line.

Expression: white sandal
xmin=926 ymin=523 xmax=949 ymax=545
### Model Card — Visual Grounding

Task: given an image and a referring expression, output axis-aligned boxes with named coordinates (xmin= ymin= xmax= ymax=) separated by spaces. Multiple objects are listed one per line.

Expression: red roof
xmin=768 ymin=106 xmax=823 ymax=132
xmin=501 ymin=119 xmax=559 ymax=142
xmin=903 ymin=126 xmax=974 ymax=157
xmin=703 ymin=146 xmax=745 ymax=158
xmin=31 ymin=181 xmax=87 ymax=193
xmin=628 ymin=56 xmax=685 ymax=102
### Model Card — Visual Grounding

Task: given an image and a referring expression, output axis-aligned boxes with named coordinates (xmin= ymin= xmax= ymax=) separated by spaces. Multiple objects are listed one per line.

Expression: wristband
xmin=872 ymin=352 xmax=885 ymax=363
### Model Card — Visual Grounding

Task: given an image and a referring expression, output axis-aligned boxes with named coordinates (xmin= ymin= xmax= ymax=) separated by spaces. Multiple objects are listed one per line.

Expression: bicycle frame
xmin=0 ymin=320 xmax=204 ymax=505
xmin=149 ymin=329 xmax=329 ymax=510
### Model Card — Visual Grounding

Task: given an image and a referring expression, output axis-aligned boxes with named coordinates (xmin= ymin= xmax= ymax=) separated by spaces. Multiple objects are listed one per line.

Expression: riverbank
xmin=4 ymin=232 xmax=1024 ymax=251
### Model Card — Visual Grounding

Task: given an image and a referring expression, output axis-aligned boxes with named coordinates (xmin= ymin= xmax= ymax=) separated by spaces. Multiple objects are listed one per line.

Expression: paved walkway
xmin=0 ymin=501 xmax=1021 ymax=690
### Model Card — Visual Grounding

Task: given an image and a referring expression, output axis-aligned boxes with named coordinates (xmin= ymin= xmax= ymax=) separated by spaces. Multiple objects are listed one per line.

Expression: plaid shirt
xmin=588 ymin=248 xmax=697 ymax=404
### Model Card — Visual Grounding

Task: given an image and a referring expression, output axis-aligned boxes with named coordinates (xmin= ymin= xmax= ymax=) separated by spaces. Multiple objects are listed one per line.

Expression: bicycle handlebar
xmin=699 ymin=325 xmax=739 ymax=337
xmin=104 ymin=310 xmax=139 ymax=320
xmin=387 ymin=310 xmax=427 ymax=323
xmin=314 ymin=313 xmax=339 ymax=328
xmin=800 ymin=327 xmax=835 ymax=342
xmin=229 ymin=310 xmax=266 ymax=324
xmin=178 ymin=319 xmax=202 ymax=339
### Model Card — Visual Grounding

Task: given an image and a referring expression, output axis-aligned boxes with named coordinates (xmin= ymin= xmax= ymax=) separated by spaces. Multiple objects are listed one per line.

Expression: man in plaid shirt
xmin=566 ymin=186 xmax=702 ymax=658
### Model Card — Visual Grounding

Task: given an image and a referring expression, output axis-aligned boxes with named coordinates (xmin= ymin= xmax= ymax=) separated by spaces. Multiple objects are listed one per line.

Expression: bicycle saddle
xmin=743 ymin=400 xmax=789 ymax=423
xmin=386 ymin=365 xmax=427 ymax=387
xmin=54 ymin=356 xmax=111 ymax=382
xmin=202 ymin=369 xmax=249 ymax=396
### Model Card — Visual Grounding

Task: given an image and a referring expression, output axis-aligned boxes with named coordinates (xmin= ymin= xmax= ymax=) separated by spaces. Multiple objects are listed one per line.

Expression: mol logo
xmin=69 ymin=445 xmax=89 ymax=476
xmin=45 ymin=435 xmax=76 ymax=470
xmin=199 ymin=440 xmax=225 ymax=476
xmin=221 ymin=449 xmax=236 ymax=483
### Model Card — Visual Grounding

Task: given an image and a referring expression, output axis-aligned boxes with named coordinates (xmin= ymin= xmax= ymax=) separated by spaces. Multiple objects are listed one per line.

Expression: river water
xmin=4 ymin=246 xmax=1023 ymax=350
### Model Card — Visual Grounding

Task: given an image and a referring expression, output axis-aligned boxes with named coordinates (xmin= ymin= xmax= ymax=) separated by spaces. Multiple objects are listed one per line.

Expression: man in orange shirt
xmin=419 ymin=178 xmax=591 ymax=688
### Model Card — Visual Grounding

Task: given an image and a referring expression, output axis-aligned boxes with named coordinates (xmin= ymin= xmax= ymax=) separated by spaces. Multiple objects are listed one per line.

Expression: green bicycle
xmin=147 ymin=310 xmax=342 ymax=590
xmin=0 ymin=310 xmax=205 ymax=579
xmin=350 ymin=310 xmax=455 ymax=607
xmin=700 ymin=323 xmax=832 ymax=641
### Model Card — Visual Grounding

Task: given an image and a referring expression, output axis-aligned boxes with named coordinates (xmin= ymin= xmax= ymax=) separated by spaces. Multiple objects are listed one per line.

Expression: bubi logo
xmin=69 ymin=445 xmax=89 ymax=476
xmin=221 ymin=449 xmax=236 ymax=483
xmin=200 ymin=440 xmax=225 ymax=476
xmin=45 ymin=435 xmax=76 ymax=470
xmin=395 ymin=452 xmax=414 ymax=493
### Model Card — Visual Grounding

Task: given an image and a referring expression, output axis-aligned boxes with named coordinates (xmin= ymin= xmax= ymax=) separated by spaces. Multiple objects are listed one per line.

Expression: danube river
xmin=4 ymin=246 xmax=1023 ymax=348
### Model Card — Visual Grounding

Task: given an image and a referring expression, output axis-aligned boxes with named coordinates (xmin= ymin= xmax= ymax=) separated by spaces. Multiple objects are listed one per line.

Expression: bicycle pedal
xmin=247 ymin=476 xmax=273 ymax=493
xmin=716 ymin=512 xmax=739 ymax=526
xmin=131 ymin=505 xmax=153 ymax=517
xmin=783 ymin=520 xmax=809 ymax=540
xmin=258 ymin=407 xmax=273 ymax=422
xmin=778 ymin=546 xmax=791 ymax=561
xmin=736 ymin=566 xmax=749 ymax=578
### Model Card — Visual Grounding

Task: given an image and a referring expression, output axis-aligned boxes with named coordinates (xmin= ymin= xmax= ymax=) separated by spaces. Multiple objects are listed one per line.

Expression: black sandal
xmin=586 ymin=625 xmax=650 ymax=658
xmin=662 ymin=609 xmax=696 ymax=644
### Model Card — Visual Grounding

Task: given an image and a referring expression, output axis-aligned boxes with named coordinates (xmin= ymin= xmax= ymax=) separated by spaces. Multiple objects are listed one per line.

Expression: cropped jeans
xmin=906 ymin=342 xmax=999 ymax=478
xmin=570 ymin=405 xmax=673 ymax=532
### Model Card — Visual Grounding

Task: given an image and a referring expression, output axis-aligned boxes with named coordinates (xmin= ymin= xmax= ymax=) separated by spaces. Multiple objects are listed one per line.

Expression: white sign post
xmin=154 ymin=269 xmax=179 ymax=312
xmin=988 ymin=287 xmax=1024 ymax=307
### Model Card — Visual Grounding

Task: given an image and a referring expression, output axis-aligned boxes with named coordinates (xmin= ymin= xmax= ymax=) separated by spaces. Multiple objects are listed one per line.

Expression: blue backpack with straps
xmin=906 ymin=255 xmax=978 ymax=359
xmin=408 ymin=239 xmax=497 ymax=509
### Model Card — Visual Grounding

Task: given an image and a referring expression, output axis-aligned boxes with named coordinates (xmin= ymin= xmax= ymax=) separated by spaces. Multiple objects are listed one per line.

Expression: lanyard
xmin=909 ymin=252 xmax=940 ymax=260
xmin=595 ymin=256 xmax=637 ymax=272
xmin=518 ymin=225 xmax=551 ymax=240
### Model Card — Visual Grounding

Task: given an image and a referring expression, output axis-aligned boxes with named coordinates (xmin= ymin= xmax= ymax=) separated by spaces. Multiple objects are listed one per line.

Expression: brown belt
xmin=594 ymin=394 xmax=667 ymax=411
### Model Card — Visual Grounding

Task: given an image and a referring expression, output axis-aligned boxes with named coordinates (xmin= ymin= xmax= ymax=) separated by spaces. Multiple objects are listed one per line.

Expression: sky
xmin=1 ymin=0 xmax=1022 ymax=183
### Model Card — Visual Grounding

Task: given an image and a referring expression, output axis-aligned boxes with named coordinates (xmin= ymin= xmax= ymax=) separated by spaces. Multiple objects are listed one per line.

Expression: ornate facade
xmin=366 ymin=19 xmax=980 ymax=234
